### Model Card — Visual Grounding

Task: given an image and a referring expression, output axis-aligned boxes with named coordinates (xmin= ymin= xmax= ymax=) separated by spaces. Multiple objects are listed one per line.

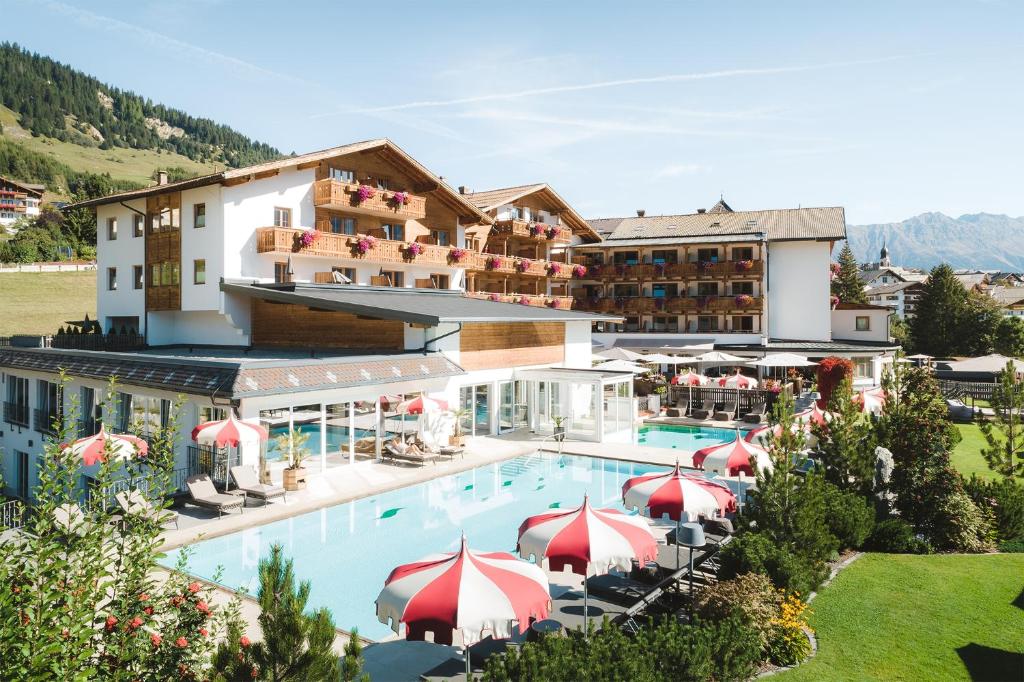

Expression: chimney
xmin=458 ymin=186 xmax=471 ymax=195
xmin=156 ymin=170 xmax=168 ymax=185
xmin=636 ymin=209 xmax=646 ymax=217
xmin=697 ymin=208 xmax=706 ymax=214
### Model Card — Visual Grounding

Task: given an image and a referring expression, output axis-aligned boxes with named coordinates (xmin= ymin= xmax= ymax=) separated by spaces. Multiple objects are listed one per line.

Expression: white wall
xmin=96 ymin=199 xmax=146 ymax=331
xmin=564 ymin=321 xmax=592 ymax=368
xmin=147 ymin=310 xmax=249 ymax=346
xmin=180 ymin=184 xmax=224 ymax=312
xmin=767 ymin=241 xmax=831 ymax=341
xmin=831 ymin=308 xmax=892 ymax=343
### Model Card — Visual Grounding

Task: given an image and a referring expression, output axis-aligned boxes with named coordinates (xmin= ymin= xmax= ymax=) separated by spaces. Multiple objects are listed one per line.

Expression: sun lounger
xmin=675 ymin=398 xmax=689 ymax=415
xmin=713 ymin=401 xmax=737 ymax=421
xmin=115 ymin=490 xmax=179 ymax=529
xmin=742 ymin=402 xmax=767 ymax=423
xmin=383 ymin=442 xmax=439 ymax=466
xmin=945 ymin=399 xmax=976 ymax=423
xmin=230 ymin=466 xmax=287 ymax=506
xmin=691 ymin=399 xmax=716 ymax=420
xmin=186 ymin=474 xmax=244 ymax=518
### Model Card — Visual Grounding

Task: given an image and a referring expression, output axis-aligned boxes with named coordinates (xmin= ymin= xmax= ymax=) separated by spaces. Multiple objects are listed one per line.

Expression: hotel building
xmin=0 ymin=176 xmax=43 ymax=227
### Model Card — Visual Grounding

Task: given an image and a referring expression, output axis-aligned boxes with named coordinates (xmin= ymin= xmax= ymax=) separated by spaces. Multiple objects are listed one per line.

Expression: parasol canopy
xmin=595 ymin=347 xmax=646 ymax=362
xmin=622 ymin=463 xmax=737 ymax=520
xmin=692 ymin=431 xmax=773 ymax=477
xmin=672 ymin=372 xmax=707 ymax=386
xmin=593 ymin=359 xmax=651 ymax=374
xmin=853 ymin=387 xmax=886 ymax=415
xmin=396 ymin=395 xmax=449 ymax=415
xmin=63 ymin=424 xmax=148 ymax=466
xmin=718 ymin=373 xmax=759 ymax=389
xmin=747 ymin=353 xmax=817 ymax=368
xmin=191 ymin=411 xmax=269 ymax=448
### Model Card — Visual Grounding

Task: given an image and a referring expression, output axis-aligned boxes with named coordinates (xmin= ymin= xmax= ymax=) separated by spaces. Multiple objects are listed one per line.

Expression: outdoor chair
xmin=383 ymin=442 xmax=438 ymax=466
xmin=691 ymin=400 xmax=716 ymax=420
xmin=230 ymin=466 xmax=287 ymax=506
xmin=742 ymin=402 xmax=767 ymax=424
xmin=675 ymin=398 xmax=690 ymax=415
xmin=185 ymin=474 xmax=244 ymax=518
xmin=115 ymin=489 xmax=179 ymax=529
xmin=945 ymin=399 xmax=976 ymax=424
xmin=713 ymin=401 xmax=737 ymax=421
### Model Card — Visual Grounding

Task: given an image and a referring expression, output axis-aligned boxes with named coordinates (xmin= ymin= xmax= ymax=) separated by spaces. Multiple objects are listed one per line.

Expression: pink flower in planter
xmin=448 ymin=247 xmax=467 ymax=263
xmin=485 ymin=256 xmax=503 ymax=271
xmin=355 ymin=184 xmax=376 ymax=203
xmin=830 ymin=294 xmax=840 ymax=309
xmin=547 ymin=299 xmax=558 ymax=308
xmin=518 ymin=296 xmax=531 ymax=305
xmin=488 ymin=293 xmax=501 ymax=302
xmin=516 ymin=259 xmax=532 ymax=273
xmin=529 ymin=223 xmax=544 ymax=237
xmin=354 ymin=236 xmax=377 ymax=255
xmin=545 ymin=225 xmax=561 ymax=240
xmin=389 ymin=191 xmax=410 ymax=208
xmin=405 ymin=242 xmax=423 ymax=258
xmin=572 ymin=264 xmax=587 ymax=278
xmin=733 ymin=259 xmax=753 ymax=272
xmin=547 ymin=262 xmax=562 ymax=276
xmin=698 ymin=260 xmax=715 ymax=271
xmin=298 ymin=229 xmax=319 ymax=249
xmin=734 ymin=294 xmax=754 ymax=307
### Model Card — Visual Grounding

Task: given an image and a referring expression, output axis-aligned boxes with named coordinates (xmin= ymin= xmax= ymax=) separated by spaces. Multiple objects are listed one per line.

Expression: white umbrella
xmin=696 ymin=351 xmax=746 ymax=364
xmin=596 ymin=347 xmax=646 ymax=362
xmin=642 ymin=353 xmax=698 ymax=365
xmin=593 ymin=359 xmax=651 ymax=374
xmin=747 ymin=353 xmax=817 ymax=368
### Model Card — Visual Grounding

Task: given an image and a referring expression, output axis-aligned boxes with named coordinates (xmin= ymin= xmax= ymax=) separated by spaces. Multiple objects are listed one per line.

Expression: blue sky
xmin=6 ymin=0 xmax=1023 ymax=224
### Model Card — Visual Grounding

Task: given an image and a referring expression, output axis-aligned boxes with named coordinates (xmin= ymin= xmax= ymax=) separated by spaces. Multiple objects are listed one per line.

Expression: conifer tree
xmin=910 ymin=264 xmax=968 ymax=356
xmin=813 ymin=376 xmax=877 ymax=497
xmin=831 ymin=243 xmax=867 ymax=305
xmin=978 ymin=362 xmax=1024 ymax=479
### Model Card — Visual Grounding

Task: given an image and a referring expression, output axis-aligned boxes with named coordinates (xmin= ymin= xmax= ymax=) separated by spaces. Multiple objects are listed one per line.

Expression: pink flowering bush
xmin=388 ymin=191 xmax=411 ymax=208
xmin=830 ymin=294 xmax=840 ymax=309
xmin=547 ymin=262 xmax=562 ymax=276
xmin=405 ymin=242 xmax=424 ymax=259
xmin=355 ymin=184 xmax=376 ymax=203
xmin=298 ymin=229 xmax=319 ymax=249
xmin=545 ymin=225 xmax=561 ymax=240
xmin=830 ymin=262 xmax=841 ymax=280
xmin=448 ymin=247 xmax=468 ymax=263
xmin=572 ymin=264 xmax=588 ymax=278
xmin=516 ymin=259 xmax=532 ymax=273
xmin=734 ymin=294 xmax=754 ymax=307
xmin=353 ymin=235 xmax=377 ymax=255
xmin=485 ymin=256 xmax=503 ymax=271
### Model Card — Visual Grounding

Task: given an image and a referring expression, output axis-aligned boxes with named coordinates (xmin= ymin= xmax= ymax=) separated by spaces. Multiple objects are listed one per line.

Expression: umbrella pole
xmin=676 ymin=516 xmax=681 ymax=569
xmin=465 ymin=643 xmax=471 ymax=680
xmin=583 ymin=575 xmax=589 ymax=640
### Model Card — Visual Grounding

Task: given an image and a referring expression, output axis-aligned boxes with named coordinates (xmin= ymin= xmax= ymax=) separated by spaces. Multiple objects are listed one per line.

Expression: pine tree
xmin=831 ymin=243 xmax=867 ymax=305
xmin=339 ymin=630 xmax=370 ymax=682
xmin=978 ymin=361 xmax=1024 ymax=479
xmin=253 ymin=544 xmax=339 ymax=682
xmin=814 ymin=376 xmax=877 ymax=497
xmin=910 ymin=264 xmax=968 ymax=356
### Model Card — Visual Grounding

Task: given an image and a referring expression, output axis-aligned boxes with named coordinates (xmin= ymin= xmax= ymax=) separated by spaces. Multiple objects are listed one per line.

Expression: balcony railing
xmin=256 ymin=228 xmax=459 ymax=268
xmin=492 ymin=219 xmax=571 ymax=244
xmin=313 ymin=179 xmax=427 ymax=220
xmin=3 ymin=402 xmax=29 ymax=427
xmin=575 ymin=260 xmax=763 ymax=281
xmin=33 ymin=408 xmax=61 ymax=436
xmin=466 ymin=292 xmax=575 ymax=310
xmin=467 ymin=252 xmax=573 ymax=280
xmin=574 ymin=296 xmax=763 ymax=315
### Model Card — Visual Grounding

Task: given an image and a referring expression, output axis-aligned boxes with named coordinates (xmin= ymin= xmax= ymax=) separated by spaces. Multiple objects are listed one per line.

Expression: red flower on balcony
xmin=547 ymin=299 xmax=558 ymax=308
xmin=547 ymin=262 xmax=562 ymax=276
xmin=545 ymin=225 xmax=561 ymax=240
xmin=572 ymin=264 xmax=588 ymax=278
xmin=733 ymin=259 xmax=753 ymax=272
xmin=404 ymin=242 xmax=424 ymax=259
xmin=488 ymin=293 xmax=501 ymax=302
xmin=388 ymin=191 xmax=411 ymax=208
xmin=518 ymin=296 xmax=531 ymax=305
xmin=448 ymin=247 xmax=468 ymax=263
xmin=355 ymin=184 xmax=376 ymax=203
xmin=515 ymin=259 xmax=532 ymax=273
xmin=529 ymin=223 xmax=544 ymax=237
xmin=298 ymin=229 xmax=319 ymax=249
xmin=485 ymin=256 xmax=503 ymax=271
xmin=734 ymin=294 xmax=754 ymax=307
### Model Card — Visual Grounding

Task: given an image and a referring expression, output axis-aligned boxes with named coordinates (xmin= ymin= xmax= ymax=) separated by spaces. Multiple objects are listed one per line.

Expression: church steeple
xmin=879 ymin=243 xmax=890 ymax=267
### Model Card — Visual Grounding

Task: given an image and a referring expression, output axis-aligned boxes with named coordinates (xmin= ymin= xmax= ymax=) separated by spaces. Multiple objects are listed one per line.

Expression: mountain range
xmin=846 ymin=212 xmax=1024 ymax=272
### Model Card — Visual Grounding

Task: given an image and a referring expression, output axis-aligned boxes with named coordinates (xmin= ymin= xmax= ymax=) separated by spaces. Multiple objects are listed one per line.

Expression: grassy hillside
xmin=0 ymin=105 xmax=219 ymax=192
xmin=0 ymin=270 xmax=96 ymax=335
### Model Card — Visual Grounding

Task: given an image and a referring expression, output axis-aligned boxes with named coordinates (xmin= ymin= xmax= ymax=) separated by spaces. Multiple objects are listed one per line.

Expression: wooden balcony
xmin=492 ymin=219 xmax=571 ymax=244
xmin=256 ymin=227 xmax=465 ymax=268
xmin=575 ymin=260 xmax=763 ymax=281
xmin=575 ymin=296 xmax=763 ymax=315
xmin=466 ymin=252 xmax=573 ymax=280
xmin=312 ymin=179 xmax=427 ymax=221
xmin=466 ymin=291 xmax=575 ymax=310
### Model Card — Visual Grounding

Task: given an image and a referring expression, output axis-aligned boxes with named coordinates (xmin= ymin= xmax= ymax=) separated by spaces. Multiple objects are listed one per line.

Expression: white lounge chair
xmin=230 ymin=466 xmax=287 ymax=506
xmin=186 ymin=474 xmax=244 ymax=518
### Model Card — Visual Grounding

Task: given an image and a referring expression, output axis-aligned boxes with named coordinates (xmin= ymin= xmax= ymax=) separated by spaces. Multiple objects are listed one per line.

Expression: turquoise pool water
xmin=266 ymin=423 xmax=375 ymax=462
xmin=637 ymin=424 xmax=743 ymax=451
xmin=164 ymin=453 xmax=670 ymax=641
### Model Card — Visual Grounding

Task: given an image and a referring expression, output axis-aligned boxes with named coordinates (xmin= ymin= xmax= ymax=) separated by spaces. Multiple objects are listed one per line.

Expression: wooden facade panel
xmin=458 ymin=322 xmax=565 ymax=371
xmin=250 ymin=300 xmax=404 ymax=350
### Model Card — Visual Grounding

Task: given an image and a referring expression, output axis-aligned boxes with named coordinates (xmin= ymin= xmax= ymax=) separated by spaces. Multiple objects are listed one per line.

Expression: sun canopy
xmin=593 ymin=359 xmax=650 ymax=374
xmin=622 ymin=463 xmax=737 ymax=520
xmin=596 ymin=347 xmax=646 ymax=362
xmin=692 ymin=431 xmax=772 ymax=477
xmin=672 ymin=372 xmax=707 ymax=386
xmin=191 ymin=412 xmax=268 ymax=448
xmin=718 ymin=373 xmax=759 ymax=389
xmin=641 ymin=353 xmax=698 ymax=365
xmin=696 ymin=351 xmax=746 ymax=364
xmin=747 ymin=353 xmax=817 ymax=368
xmin=396 ymin=395 xmax=448 ymax=414
xmin=63 ymin=425 xmax=148 ymax=466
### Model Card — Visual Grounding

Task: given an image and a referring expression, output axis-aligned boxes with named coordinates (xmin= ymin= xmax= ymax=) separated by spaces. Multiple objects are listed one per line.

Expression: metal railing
xmin=3 ymin=401 xmax=29 ymax=427
xmin=0 ymin=499 xmax=24 ymax=529
xmin=33 ymin=408 xmax=60 ymax=436
xmin=187 ymin=445 xmax=241 ymax=489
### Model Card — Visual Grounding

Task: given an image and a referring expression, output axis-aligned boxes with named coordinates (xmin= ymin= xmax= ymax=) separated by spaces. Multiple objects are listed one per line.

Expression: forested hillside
xmin=0 ymin=43 xmax=280 ymax=168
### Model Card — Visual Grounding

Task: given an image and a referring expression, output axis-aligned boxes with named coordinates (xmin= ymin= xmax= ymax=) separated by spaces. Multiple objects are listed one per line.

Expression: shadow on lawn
xmin=956 ymin=643 xmax=1024 ymax=681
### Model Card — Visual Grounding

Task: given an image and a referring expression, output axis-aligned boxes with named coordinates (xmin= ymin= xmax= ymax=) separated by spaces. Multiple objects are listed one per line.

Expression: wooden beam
xmin=296 ymin=160 xmax=320 ymax=170
xmin=222 ymin=176 xmax=251 ymax=187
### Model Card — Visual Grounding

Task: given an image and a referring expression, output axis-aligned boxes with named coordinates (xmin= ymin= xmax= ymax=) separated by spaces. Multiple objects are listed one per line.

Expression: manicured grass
xmin=1 ymin=105 xmax=219 ymax=189
xmin=777 ymin=553 xmax=1024 ymax=681
xmin=0 ymin=271 xmax=96 ymax=335
xmin=952 ymin=423 xmax=1000 ymax=481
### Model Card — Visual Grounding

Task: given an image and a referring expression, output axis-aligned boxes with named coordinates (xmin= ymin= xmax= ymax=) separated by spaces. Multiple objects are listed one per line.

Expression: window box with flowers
xmin=572 ymin=264 xmax=588 ymax=278
xmin=545 ymin=225 xmax=561 ymax=240
xmin=351 ymin=235 xmax=377 ymax=256
xmin=734 ymin=294 xmax=754 ymax=308
xmin=448 ymin=247 xmax=468 ymax=264
xmin=387 ymin=191 xmax=411 ymax=209
xmin=297 ymin=229 xmax=320 ymax=250
xmin=485 ymin=256 xmax=503 ymax=271
xmin=488 ymin=293 xmax=502 ymax=302
xmin=547 ymin=262 xmax=562 ymax=276
xmin=733 ymin=259 xmax=754 ymax=272
xmin=404 ymin=242 xmax=423 ymax=260
xmin=518 ymin=296 xmax=531 ymax=305
xmin=698 ymin=260 xmax=716 ymax=272
xmin=529 ymin=223 xmax=544 ymax=238
xmin=354 ymin=184 xmax=376 ymax=204
xmin=515 ymin=259 xmax=532 ymax=274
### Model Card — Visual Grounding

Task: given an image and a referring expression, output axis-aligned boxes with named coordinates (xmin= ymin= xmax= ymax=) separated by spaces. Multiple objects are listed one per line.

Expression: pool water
xmin=164 ymin=453 xmax=670 ymax=641
xmin=637 ymin=424 xmax=742 ymax=451
xmin=265 ymin=423 xmax=376 ymax=462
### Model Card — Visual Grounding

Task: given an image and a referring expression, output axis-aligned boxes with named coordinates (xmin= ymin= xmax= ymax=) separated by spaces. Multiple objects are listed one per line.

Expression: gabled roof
xmin=988 ymin=286 xmax=1024 ymax=306
xmin=865 ymin=281 xmax=923 ymax=296
xmin=586 ymin=206 xmax=845 ymax=243
xmin=64 ymin=139 xmax=492 ymax=225
xmin=222 ymin=280 xmax=621 ymax=325
xmin=463 ymin=183 xmax=600 ymax=241
xmin=0 ymin=176 xmax=45 ymax=196
xmin=708 ymin=198 xmax=733 ymax=213
xmin=833 ymin=302 xmax=894 ymax=311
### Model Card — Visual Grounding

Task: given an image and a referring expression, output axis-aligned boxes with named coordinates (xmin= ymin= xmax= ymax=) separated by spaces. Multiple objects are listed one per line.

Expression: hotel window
xmin=731 ymin=281 xmax=754 ymax=296
xmin=156 ymin=261 xmax=179 ymax=286
xmin=193 ymin=259 xmax=206 ymax=285
xmin=855 ymin=316 xmax=871 ymax=331
xmin=380 ymin=223 xmax=404 ymax=241
xmin=612 ymin=251 xmax=639 ymax=265
xmin=36 ymin=379 xmax=62 ymax=430
xmin=854 ymin=358 xmax=873 ymax=379
xmin=651 ymin=250 xmax=678 ymax=264
xmin=430 ymin=273 xmax=450 ymax=289
xmin=732 ymin=316 xmax=754 ymax=331
xmin=731 ymin=246 xmax=754 ymax=261
xmin=150 ymin=264 xmax=161 ymax=287
xmin=696 ymin=282 xmax=718 ymax=296
xmin=382 ymin=271 xmax=404 ymax=287
xmin=5 ymin=376 xmax=29 ymax=426
xmin=330 ymin=216 xmax=357 ymax=235
xmin=107 ymin=267 xmax=118 ymax=291
xmin=274 ymin=261 xmax=291 ymax=284
xmin=652 ymin=283 xmax=678 ymax=298
xmin=133 ymin=265 xmax=144 ymax=290
xmin=273 ymin=207 xmax=292 ymax=228
xmin=510 ymin=206 xmax=524 ymax=220
xmin=193 ymin=203 xmax=206 ymax=228
xmin=107 ymin=217 xmax=118 ymax=241
xmin=133 ymin=214 xmax=145 ymax=237
xmin=328 ymin=167 xmax=355 ymax=183
xmin=696 ymin=248 xmax=719 ymax=263
xmin=697 ymin=316 xmax=719 ymax=331
xmin=430 ymin=229 xmax=450 ymax=246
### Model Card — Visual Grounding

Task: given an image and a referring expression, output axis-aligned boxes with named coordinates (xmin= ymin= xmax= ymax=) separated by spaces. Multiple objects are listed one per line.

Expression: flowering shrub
xmin=488 ymin=293 xmax=501 ymax=302
xmin=545 ymin=225 xmax=561 ymax=240
xmin=355 ymin=184 xmax=376 ymax=203
xmin=518 ymin=296 xmax=531 ymax=305
xmin=515 ymin=259 xmax=532 ymax=273
xmin=447 ymin=247 xmax=468 ymax=263
xmin=529 ymin=223 xmax=544 ymax=237
xmin=698 ymin=259 xmax=716 ymax=271
xmin=762 ymin=378 xmax=782 ymax=394
xmin=572 ymin=264 xmax=587 ymax=278
xmin=734 ymin=259 xmax=754 ymax=272
xmin=697 ymin=295 xmax=716 ymax=309
xmin=388 ymin=191 xmax=410 ymax=208
xmin=353 ymin=235 xmax=377 ymax=255
xmin=547 ymin=262 xmax=562 ymax=276
xmin=766 ymin=593 xmax=813 ymax=666
xmin=734 ymin=294 xmax=755 ymax=307
xmin=816 ymin=356 xmax=853 ymax=408
xmin=404 ymin=241 xmax=423 ymax=259
xmin=829 ymin=262 xmax=841 ymax=280
xmin=298 ymin=229 xmax=320 ymax=249
xmin=830 ymin=294 xmax=840 ymax=309
xmin=485 ymin=255 xmax=503 ymax=271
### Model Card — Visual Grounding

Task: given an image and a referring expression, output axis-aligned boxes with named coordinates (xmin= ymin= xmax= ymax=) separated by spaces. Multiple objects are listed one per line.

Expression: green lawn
xmin=777 ymin=553 xmax=1024 ymax=681
xmin=0 ymin=270 xmax=97 ymax=335
xmin=952 ymin=423 xmax=1000 ymax=481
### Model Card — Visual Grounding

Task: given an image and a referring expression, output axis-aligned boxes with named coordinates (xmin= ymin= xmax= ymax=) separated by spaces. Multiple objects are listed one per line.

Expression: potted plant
xmin=274 ymin=428 xmax=311 ymax=491
xmin=551 ymin=415 xmax=566 ymax=442
xmin=448 ymin=407 xmax=470 ymax=446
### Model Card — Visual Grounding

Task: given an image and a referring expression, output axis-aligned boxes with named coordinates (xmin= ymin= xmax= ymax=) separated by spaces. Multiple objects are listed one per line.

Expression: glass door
xmin=473 ymin=385 xmax=490 ymax=435
xmin=513 ymin=380 xmax=529 ymax=429
xmin=499 ymin=382 xmax=514 ymax=433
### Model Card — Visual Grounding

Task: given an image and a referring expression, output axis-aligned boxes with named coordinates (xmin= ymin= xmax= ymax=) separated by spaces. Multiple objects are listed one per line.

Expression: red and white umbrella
xmin=517 ymin=496 xmax=657 ymax=631
xmin=795 ymin=403 xmax=832 ymax=428
xmin=378 ymin=394 xmax=404 ymax=412
xmin=377 ymin=536 xmax=550 ymax=677
xmin=396 ymin=395 xmax=449 ymax=415
xmin=718 ymin=373 xmax=758 ymax=389
xmin=63 ymin=424 xmax=148 ymax=466
xmin=622 ymin=463 xmax=737 ymax=520
xmin=672 ymin=372 xmax=706 ymax=386
xmin=191 ymin=411 xmax=268 ymax=448
xmin=853 ymin=387 xmax=886 ymax=415
xmin=692 ymin=431 xmax=773 ymax=477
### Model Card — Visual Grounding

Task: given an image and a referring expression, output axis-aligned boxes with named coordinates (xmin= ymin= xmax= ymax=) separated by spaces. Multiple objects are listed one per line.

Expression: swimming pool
xmin=164 ymin=453 xmax=670 ymax=641
xmin=637 ymin=424 xmax=743 ymax=451
xmin=265 ymin=423 xmax=375 ymax=461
